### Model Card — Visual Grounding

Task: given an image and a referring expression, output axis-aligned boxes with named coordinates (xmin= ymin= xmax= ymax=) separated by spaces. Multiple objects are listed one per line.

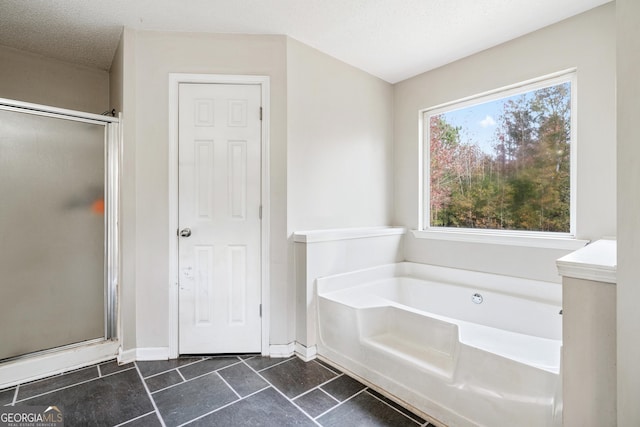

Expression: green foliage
xmin=429 ymin=83 xmax=571 ymax=232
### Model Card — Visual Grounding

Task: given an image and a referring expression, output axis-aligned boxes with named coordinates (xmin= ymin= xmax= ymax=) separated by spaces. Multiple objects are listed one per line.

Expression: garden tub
xmin=316 ymin=262 xmax=562 ymax=427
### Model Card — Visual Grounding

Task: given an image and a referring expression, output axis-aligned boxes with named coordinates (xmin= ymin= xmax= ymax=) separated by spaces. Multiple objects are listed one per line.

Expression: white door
xmin=178 ymin=83 xmax=262 ymax=354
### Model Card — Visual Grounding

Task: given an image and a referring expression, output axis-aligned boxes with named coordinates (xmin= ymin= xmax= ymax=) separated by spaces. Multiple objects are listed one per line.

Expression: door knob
xmin=179 ymin=227 xmax=192 ymax=237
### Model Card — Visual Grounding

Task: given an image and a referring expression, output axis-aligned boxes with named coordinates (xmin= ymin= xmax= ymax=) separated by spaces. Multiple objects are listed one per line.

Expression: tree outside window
xmin=425 ymin=76 xmax=573 ymax=233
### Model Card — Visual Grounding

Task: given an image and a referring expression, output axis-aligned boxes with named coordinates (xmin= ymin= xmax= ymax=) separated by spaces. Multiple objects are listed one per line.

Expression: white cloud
xmin=479 ymin=115 xmax=496 ymax=128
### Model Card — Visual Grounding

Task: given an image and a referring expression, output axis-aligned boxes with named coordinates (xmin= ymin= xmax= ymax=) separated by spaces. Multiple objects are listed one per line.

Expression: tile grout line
xmin=150 ymin=360 xmax=243 ymax=395
xmin=173 ymin=362 xmax=265 ymax=427
xmin=365 ymin=389 xmax=424 ymax=425
xmin=234 ymin=384 xmax=271 ymax=400
xmin=133 ymin=362 xmax=167 ymax=427
xmin=15 ymin=375 xmax=103 ymax=404
xmin=14 ymin=362 xmax=127 ymax=397
xmin=313 ymin=387 xmax=369 ymax=420
xmin=172 ymin=370 xmax=274 ymax=427
xmin=304 ymin=366 xmax=427 ymax=425
xmin=289 ymin=373 xmax=342 ymax=403
xmin=290 ymin=372 xmax=343 ymax=401
xmin=14 ymin=366 xmax=94 ymax=389
xmin=313 ymin=359 xmax=342 ymax=376
xmin=176 ymin=368 xmax=187 ymax=382
xmin=101 ymin=367 xmax=136 ymax=378
xmin=150 ymin=381 xmax=182 ymax=395
xmin=292 ymin=386 xmax=341 ymax=419
xmin=215 ymin=371 xmax=242 ymax=400
xmin=240 ymin=359 xmax=323 ymax=427
xmin=177 ymin=384 xmax=272 ymax=426
xmin=18 ymin=363 xmax=138 ymax=403
xmin=144 ymin=356 xmax=241 ymax=382
xmin=318 ymin=387 xmax=341 ymax=404
xmin=254 ymin=356 xmax=294 ymax=373
xmin=140 ymin=358 xmax=205 ymax=380
xmin=148 ymin=371 xmax=200 ymax=395
xmin=11 ymin=385 xmax=19 ymax=406
xmin=173 ymin=379 xmax=271 ymax=426
xmin=112 ymin=410 xmax=156 ymax=427
xmin=182 ymin=358 xmax=244 ymax=380
xmin=175 ymin=396 xmax=241 ymax=427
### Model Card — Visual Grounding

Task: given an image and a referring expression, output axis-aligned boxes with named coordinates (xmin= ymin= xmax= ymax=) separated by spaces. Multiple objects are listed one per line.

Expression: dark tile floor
xmin=1 ymin=355 xmax=436 ymax=427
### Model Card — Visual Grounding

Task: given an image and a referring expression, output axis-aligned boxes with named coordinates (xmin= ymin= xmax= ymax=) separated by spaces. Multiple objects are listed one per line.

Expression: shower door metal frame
xmin=0 ymin=97 xmax=120 ymax=355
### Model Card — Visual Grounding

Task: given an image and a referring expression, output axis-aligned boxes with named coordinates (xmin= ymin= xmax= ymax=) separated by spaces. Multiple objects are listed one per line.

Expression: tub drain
xmin=471 ymin=293 xmax=483 ymax=304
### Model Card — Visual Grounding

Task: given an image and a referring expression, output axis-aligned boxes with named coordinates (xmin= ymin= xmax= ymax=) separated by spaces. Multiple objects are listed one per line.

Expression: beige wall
xmin=0 ymin=44 xmax=109 ymax=114
xmin=130 ymin=31 xmax=288 ymax=348
xmin=286 ymin=38 xmax=394 ymax=232
xmin=394 ymin=4 xmax=616 ymax=282
xmin=616 ymin=0 xmax=640 ymax=424
xmin=109 ymin=31 xmax=124 ymax=114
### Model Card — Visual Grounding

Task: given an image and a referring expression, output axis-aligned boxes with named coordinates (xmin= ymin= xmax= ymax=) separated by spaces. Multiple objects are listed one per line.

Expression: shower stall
xmin=0 ymin=98 xmax=119 ymax=362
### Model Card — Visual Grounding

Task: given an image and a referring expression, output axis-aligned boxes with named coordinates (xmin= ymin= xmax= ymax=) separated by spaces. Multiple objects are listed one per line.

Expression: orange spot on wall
xmin=91 ymin=199 xmax=105 ymax=214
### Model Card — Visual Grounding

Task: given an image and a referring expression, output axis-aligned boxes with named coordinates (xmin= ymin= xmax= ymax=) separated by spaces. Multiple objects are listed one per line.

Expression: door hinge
xmin=259 ymin=304 xmax=262 ymax=317
xmin=259 ymin=107 xmax=263 ymax=121
xmin=259 ymin=205 xmax=262 ymax=220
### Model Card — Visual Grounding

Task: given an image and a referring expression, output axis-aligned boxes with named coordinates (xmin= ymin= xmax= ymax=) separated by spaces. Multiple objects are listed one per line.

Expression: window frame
xmin=417 ymin=69 xmax=585 ymax=249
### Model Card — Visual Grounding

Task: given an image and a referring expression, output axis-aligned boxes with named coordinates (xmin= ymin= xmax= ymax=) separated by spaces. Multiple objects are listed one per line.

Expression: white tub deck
xmin=316 ymin=262 xmax=563 ymax=427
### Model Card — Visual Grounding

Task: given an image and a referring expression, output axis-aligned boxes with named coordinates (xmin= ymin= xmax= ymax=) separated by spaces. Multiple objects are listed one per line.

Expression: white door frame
xmin=168 ymin=73 xmax=270 ymax=357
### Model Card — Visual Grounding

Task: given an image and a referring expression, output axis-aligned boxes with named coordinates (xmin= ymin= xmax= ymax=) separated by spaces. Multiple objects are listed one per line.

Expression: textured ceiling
xmin=0 ymin=0 xmax=611 ymax=83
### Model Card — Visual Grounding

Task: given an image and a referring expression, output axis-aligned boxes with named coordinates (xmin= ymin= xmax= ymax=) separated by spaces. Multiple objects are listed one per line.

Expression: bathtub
xmin=316 ymin=262 xmax=562 ymax=427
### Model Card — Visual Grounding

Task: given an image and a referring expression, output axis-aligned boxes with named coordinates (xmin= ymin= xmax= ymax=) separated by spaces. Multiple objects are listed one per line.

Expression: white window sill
xmin=411 ymin=229 xmax=589 ymax=250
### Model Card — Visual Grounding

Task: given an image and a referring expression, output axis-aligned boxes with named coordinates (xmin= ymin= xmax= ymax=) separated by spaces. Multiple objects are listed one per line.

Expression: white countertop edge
xmin=556 ymin=262 xmax=617 ymax=284
xmin=556 ymin=239 xmax=617 ymax=283
xmin=293 ymin=226 xmax=406 ymax=243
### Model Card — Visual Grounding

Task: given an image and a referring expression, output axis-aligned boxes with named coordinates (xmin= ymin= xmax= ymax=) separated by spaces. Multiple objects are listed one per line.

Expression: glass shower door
xmin=0 ymin=105 xmax=115 ymax=361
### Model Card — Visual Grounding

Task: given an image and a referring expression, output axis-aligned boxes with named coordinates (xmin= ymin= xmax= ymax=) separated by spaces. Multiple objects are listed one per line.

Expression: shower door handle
xmin=179 ymin=227 xmax=192 ymax=238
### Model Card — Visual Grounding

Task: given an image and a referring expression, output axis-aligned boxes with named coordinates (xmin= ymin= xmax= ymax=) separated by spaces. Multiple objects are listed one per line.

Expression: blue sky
xmin=442 ymin=102 xmax=501 ymax=154
xmin=438 ymin=92 xmax=533 ymax=156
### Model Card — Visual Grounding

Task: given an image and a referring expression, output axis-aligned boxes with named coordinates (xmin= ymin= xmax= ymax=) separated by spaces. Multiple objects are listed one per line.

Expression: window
xmin=422 ymin=71 xmax=576 ymax=238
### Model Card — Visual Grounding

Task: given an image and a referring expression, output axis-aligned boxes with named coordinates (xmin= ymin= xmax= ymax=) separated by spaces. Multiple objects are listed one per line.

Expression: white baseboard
xmin=294 ymin=343 xmax=317 ymax=361
xmin=270 ymin=342 xmax=315 ymax=360
xmin=117 ymin=347 xmax=137 ymax=365
xmin=269 ymin=343 xmax=295 ymax=358
xmin=0 ymin=340 xmax=119 ymax=389
xmin=118 ymin=346 xmax=170 ymax=364
xmin=135 ymin=347 xmax=170 ymax=361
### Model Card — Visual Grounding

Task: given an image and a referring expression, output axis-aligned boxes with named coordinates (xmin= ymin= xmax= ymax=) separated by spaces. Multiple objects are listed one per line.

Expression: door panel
xmin=178 ymin=83 xmax=262 ymax=354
